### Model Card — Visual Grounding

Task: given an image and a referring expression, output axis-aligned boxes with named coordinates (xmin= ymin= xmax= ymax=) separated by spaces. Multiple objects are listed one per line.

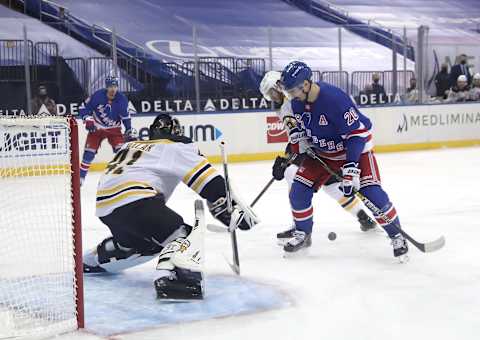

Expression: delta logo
xmin=266 ymin=116 xmax=288 ymax=143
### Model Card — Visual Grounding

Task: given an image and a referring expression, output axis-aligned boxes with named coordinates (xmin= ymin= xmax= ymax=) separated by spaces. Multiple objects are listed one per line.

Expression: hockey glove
xmin=208 ymin=197 xmax=257 ymax=231
xmin=123 ymin=128 xmax=137 ymax=142
xmin=83 ymin=116 xmax=96 ymax=133
xmin=272 ymin=156 xmax=289 ymax=181
xmin=341 ymin=162 xmax=361 ymax=197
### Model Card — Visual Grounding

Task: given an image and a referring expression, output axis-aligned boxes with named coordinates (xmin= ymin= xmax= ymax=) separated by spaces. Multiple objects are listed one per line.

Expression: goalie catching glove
xmin=208 ymin=196 xmax=259 ymax=231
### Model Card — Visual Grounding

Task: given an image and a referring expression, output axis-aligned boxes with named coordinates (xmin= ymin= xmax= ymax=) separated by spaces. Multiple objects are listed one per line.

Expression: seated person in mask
xmin=468 ymin=73 xmax=480 ymax=101
xmin=371 ymin=73 xmax=387 ymax=104
xmin=358 ymin=83 xmax=374 ymax=105
xmin=446 ymin=75 xmax=470 ymax=102
xmin=31 ymin=85 xmax=57 ymax=115
xmin=405 ymin=77 xmax=418 ymax=103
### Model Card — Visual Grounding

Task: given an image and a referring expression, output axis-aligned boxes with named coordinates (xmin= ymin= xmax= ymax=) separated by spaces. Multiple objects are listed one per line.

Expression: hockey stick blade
xmin=222 ymin=253 xmax=240 ymax=275
xmin=404 ymin=233 xmax=446 ymax=253
xmin=207 ymin=223 xmax=229 ymax=233
xmin=306 ymin=148 xmax=446 ymax=254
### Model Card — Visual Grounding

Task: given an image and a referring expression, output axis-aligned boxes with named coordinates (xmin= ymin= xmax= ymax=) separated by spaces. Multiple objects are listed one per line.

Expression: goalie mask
xmin=149 ymin=114 xmax=184 ymax=139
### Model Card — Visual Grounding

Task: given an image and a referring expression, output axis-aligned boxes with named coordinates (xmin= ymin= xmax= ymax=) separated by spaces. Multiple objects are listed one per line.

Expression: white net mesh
xmin=0 ymin=116 xmax=78 ymax=339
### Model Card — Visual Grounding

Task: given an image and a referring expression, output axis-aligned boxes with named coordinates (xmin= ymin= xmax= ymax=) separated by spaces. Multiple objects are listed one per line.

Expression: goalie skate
xmin=154 ymin=267 xmax=204 ymax=301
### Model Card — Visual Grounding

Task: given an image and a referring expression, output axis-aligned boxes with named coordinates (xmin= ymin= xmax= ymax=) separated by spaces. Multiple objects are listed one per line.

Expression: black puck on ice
xmin=328 ymin=232 xmax=337 ymax=241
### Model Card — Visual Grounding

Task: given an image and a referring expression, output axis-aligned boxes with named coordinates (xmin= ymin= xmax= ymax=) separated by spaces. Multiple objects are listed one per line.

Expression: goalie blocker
xmin=83 ymin=113 xmax=258 ymax=300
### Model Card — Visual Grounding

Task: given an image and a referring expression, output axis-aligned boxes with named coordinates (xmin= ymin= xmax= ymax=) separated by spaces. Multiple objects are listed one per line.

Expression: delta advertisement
xmin=0 ymin=97 xmax=270 ymax=116
xmin=74 ymin=102 xmax=480 ymax=166
xmin=2 ymin=102 xmax=479 ymax=166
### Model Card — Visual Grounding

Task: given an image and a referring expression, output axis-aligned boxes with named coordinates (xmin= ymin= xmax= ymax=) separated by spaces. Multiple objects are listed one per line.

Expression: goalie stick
xmin=220 ymin=142 xmax=241 ymax=275
xmin=306 ymin=148 xmax=445 ymax=253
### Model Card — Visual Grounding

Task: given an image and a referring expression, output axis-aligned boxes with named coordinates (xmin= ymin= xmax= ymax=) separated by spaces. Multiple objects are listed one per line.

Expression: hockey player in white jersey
xmin=83 ymin=113 xmax=258 ymax=300
xmin=259 ymin=71 xmax=376 ymax=243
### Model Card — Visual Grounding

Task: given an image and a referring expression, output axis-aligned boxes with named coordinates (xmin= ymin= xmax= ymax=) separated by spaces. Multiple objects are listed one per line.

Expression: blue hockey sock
xmin=80 ymin=149 xmax=96 ymax=179
xmin=360 ymin=185 xmax=401 ymax=238
xmin=289 ymin=181 xmax=314 ymax=234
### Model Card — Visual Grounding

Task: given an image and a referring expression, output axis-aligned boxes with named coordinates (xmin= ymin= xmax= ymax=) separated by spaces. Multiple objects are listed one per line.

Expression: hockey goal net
xmin=0 ymin=116 xmax=83 ymax=339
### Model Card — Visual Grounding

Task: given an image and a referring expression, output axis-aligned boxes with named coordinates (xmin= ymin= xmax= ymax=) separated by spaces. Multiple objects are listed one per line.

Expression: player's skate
xmin=154 ymin=266 xmax=203 ymax=301
xmin=357 ymin=210 xmax=376 ymax=232
xmin=276 ymin=225 xmax=296 ymax=246
xmin=283 ymin=230 xmax=312 ymax=256
xmin=391 ymin=233 xmax=409 ymax=263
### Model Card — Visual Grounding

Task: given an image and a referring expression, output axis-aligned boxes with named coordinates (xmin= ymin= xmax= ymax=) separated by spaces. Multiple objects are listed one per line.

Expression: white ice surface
xmin=61 ymin=147 xmax=480 ymax=340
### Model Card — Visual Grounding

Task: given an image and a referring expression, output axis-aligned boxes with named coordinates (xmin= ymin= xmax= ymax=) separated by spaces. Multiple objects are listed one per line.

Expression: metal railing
xmin=0 ymin=40 xmax=33 ymax=82
xmin=321 ymin=71 xmax=349 ymax=93
xmin=91 ymin=24 xmax=147 ymax=64
xmin=0 ymin=39 xmax=419 ymax=112
xmin=351 ymin=71 xmax=385 ymax=97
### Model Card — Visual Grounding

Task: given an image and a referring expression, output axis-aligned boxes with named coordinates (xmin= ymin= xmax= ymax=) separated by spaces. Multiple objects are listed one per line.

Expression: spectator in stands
xmin=363 ymin=73 xmax=388 ymax=105
xmin=358 ymin=84 xmax=373 ymax=105
xmin=446 ymin=75 xmax=470 ymax=103
xmin=31 ymin=85 xmax=57 ymax=115
xmin=468 ymin=73 xmax=480 ymax=101
xmin=405 ymin=77 xmax=418 ymax=103
xmin=406 ymin=77 xmax=417 ymax=93
xmin=371 ymin=73 xmax=387 ymax=104
xmin=435 ymin=63 xmax=450 ymax=99
xmin=449 ymin=54 xmax=471 ymax=87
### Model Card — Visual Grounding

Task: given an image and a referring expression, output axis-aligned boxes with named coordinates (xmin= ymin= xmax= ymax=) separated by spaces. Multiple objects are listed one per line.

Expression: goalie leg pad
xmin=83 ymin=237 xmax=160 ymax=273
xmin=87 ymin=195 xmax=191 ymax=273
xmin=154 ymin=200 xmax=205 ymax=300
xmin=156 ymin=200 xmax=205 ymax=272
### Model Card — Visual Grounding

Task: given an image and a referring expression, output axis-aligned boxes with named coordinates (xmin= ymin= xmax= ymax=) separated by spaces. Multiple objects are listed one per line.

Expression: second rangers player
xmin=279 ymin=61 xmax=408 ymax=260
xmin=259 ymin=71 xmax=376 ymax=245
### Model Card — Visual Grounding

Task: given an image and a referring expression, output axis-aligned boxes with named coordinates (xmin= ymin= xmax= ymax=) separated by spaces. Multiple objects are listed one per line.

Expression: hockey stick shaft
xmin=232 ymin=152 xmax=296 ymax=227
xmin=232 ymin=152 xmax=296 ymax=226
xmin=306 ymin=149 xmax=445 ymax=253
xmin=220 ymin=142 xmax=241 ymax=275
xmin=250 ymin=177 xmax=275 ymax=207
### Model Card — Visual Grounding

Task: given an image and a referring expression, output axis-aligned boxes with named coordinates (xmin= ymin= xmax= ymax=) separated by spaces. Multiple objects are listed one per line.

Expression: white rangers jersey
xmin=96 ymin=138 xmax=219 ymax=217
xmin=277 ymin=96 xmax=294 ymax=122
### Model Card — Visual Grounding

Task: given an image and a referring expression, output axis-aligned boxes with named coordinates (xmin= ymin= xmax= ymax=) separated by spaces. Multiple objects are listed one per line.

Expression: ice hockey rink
xmin=61 ymin=146 xmax=480 ymax=340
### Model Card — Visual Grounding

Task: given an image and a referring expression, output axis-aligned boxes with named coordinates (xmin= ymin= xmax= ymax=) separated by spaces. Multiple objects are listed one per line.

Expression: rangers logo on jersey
xmin=344 ymin=107 xmax=359 ymax=126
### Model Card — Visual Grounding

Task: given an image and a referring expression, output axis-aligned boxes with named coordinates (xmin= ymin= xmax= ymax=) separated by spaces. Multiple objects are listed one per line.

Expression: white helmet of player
xmin=260 ymin=71 xmax=282 ymax=101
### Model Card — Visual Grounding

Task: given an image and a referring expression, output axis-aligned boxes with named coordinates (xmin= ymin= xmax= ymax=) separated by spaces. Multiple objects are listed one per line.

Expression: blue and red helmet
xmin=105 ymin=75 xmax=119 ymax=88
xmin=281 ymin=61 xmax=312 ymax=91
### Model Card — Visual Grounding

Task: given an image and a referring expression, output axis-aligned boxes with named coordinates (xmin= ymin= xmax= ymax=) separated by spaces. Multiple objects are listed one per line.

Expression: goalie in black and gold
xmin=83 ymin=113 xmax=259 ymax=300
